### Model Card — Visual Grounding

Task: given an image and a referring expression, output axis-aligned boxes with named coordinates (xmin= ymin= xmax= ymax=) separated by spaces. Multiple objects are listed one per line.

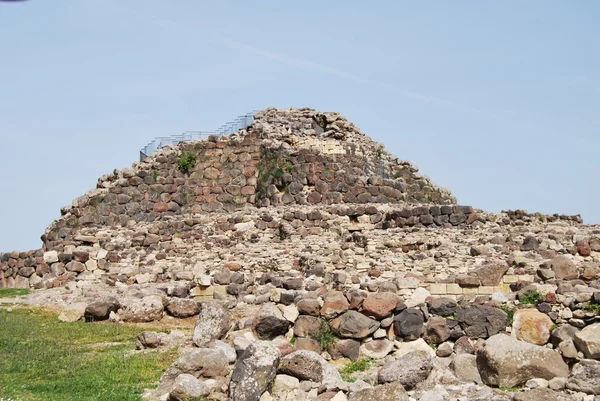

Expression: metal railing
xmin=139 ymin=111 xmax=258 ymax=161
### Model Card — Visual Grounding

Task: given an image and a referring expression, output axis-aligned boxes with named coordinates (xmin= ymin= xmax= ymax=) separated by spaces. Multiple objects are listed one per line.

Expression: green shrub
xmin=311 ymin=319 xmax=337 ymax=350
xmin=519 ymin=290 xmax=543 ymax=305
xmin=177 ymin=152 xmax=197 ymax=174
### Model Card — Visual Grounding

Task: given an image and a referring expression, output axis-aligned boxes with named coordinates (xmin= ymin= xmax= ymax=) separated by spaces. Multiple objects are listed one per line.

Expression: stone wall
xmin=0 ymin=206 xmax=586 ymax=291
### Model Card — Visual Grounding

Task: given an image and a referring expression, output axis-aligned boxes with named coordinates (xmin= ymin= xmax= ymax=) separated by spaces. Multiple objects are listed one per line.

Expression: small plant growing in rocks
xmin=311 ymin=319 xmax=337 ymax=350
xmin=584 ymin=302 xmax=600 ymax=312
xmin=519 ymin=290 xmax=543 ymax=305
xmin=500 ymin=305 xmax=515 ymax=324
xmin=177 ymin=152 xmax=197 ymax=174
xmin=339 ymin=358 xmax=375 ymax=382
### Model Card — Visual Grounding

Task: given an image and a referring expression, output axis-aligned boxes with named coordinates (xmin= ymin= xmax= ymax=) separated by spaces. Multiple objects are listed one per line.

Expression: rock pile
xmin=1 ymin=107 xmax=599 ymax=400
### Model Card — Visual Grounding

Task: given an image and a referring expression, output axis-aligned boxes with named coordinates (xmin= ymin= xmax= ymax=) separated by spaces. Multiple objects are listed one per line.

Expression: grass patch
xmin=500 ymin=305 xmax=515 ymax=324
xmin=0 ymin=288 xmax=31 ymax=298
xmin=499 ymin=387 xmax=521 ymax=392
xmin=519 ymin=290 xmax=543 ymax=305
xmin=0 ymin=308 xmax=176 ymax=401
xmin=339 ymin=358 xmax=375 ymax=382
xmin=584 ymin=303 xmax=600 ymax=312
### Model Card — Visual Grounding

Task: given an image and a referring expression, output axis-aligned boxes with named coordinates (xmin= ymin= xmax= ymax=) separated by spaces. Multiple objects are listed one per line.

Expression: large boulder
xmin=279 ymin=350 xmax=342 ymax=386
xmin=84 ymin=297 xmax=120 ymax=321
xmin=574 ymin=323 xmax=600 ymax=359
xmin=361 ymin=293 xmax=399 ymax=319
xmin=166 ymin=298 xmax=200 ymax=318
xmin=328 ymin=339 xmax=361 ymax=361
xmin=450 ymin=354 xmax=482 ymax=384
xmin=456 ymin=306 xmax=508 ymax=338
xmin=118 ymin=296 xmax=164 ymax=323
xmin=293 ymin=315 xmax=323 ymax=338
xmin=550 ymin=256 xmax=578 ymax=280
xmin=378 ymin=350 xmax=433 ymax=390
xmin=320 ymin=291 xmax=350 ymax=319
xmin=229 ymin=341 xmax=281 ymax=401
xmin=349 ymin=382 xmax=409 ymax=401
xmin=566 ymin=359 xmax=600 ymax=395
xmin=360 ymin=339 xmax=394 ymax=359
xmin=476 ymin=334 xmax=569 ymax=387
xmin=512 ymin=309 xmax=553 ymax=345
xmin=393 ymin=308 xmax=424 ymax=341
xmin=253 ymin=303 xmax=291 ymax=340
xmin=193 ymin=301 xmax=232 ymax=347
xmin=157 ymin=347 xmax=230 ymax=395
xmin=424 ymin=316 xmax=451 ymax=344
xmin=167 ymin=374 xmax=210 ymax=401
xmin=428 ymin=298 xmax=457 ymax=317
xmin=331 ymin=311 xmax=380 ymax=339
xmin=550 ymin=324 xmax=580 ymax=347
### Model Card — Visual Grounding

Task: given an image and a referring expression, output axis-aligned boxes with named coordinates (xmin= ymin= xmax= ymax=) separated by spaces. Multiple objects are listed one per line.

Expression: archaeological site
xmin=1 ymin=107 xmax=599 ymax=401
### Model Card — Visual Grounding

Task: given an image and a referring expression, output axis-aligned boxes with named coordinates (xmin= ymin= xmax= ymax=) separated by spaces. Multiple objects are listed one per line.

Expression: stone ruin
xmin=1 ymin=107 xmax=599 ymax=401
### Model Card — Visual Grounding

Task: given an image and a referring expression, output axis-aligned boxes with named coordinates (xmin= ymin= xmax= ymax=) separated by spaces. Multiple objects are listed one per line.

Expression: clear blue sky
xmin=1 ymin=1 xmax=598 ymax=251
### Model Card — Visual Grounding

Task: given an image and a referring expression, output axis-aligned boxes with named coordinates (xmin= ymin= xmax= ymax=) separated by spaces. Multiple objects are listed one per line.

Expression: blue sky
xmin=1 ymin=1 xmax=598 ymax=251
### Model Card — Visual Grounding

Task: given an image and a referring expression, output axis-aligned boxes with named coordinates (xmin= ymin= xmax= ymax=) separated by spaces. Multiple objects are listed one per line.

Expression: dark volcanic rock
xmin=456 ymin=305 xmax=508 ymax=338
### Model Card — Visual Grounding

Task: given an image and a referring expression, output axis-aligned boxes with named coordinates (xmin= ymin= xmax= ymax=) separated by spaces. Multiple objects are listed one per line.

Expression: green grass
xmin=339 ymin=358 xmax=375 ymax=383
xmin=0 ymin=288 xmax=31 ymax=298
xmin=500 ymin=305 xmax=515 ymax=324
xmin=584 ymin=303 xmax=600 ymax=312
xmin=519 ymin=290 xmax=542 ymax=305
xmin=0 ymin=308 xmax=176 ymax=401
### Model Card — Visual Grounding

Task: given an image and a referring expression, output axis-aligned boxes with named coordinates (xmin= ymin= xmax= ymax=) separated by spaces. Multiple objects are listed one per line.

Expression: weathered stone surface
xmin=119 ymin=296 xmax=164 ymax=323
xmin=359 ymin=339 xmax=394 ymax=359
xmin=512 ymin=309 xmax=553 ymax=345
xmin=136 ymin=331 xmax=161 ymax=350
xmin=450 ymin=354 xmax=482 ymax=384
xmin=279 ymin=350 xmax=341 ymax=385
xmin=521 ymin=236 xmax=540 ymax=251
xmin=424 ymin=316 xmax=451 ymax=344
xmin=192 ymin=301 xmax=232 ymax=347
xmin=84 ymin=297 xmax=120 ymax=321
xmin=279 ymin=350 xmax=323 ymax=382
xmin=321 ymin=291 xmax=350 ymax=319
xmin=331 ymin=311 xmax=380 ymax=339
xmin=378 ymin=350 xmax=433 ymax=390
xmin=296 ymin=298 xmax=321 ymax=316
xmin=253 ymin=303 xmax=291 ymax=340
xmin=229 ymin=341 xmax=281 ymax=401
xmin=574 ymin=323 xmax=600 ymax=359
xmin=58 ymin=302 xmax=87 ymax=323
xmin=361 ymin=293 xmax=398 ymax=319
xmin=349 ymin=382 xmax=408 ymax=401
xmin=162 ymin=348 xmax=230 ymax=385
xmin=293 ymin=315 xmax=323 ymax=338
xmin=168 ymin=373 xmax=210 ymax=401
xmin=393 ymin=308 xmax=424 ymax=341
xmin=428 ymin=298 xmax=457 ymax=317
xmin=456 ymin=306 xmax=508 ymax=338
xmin=476 ymin=334 xmax=569 ymax=387
xmin=550 ymin=256 xmax=578 ymax=280
xmin=513 ymin=388 xmax=557 ymax=401
xmin=328 ymin=339 xmax=360 ymax=361
xmin=550 ymin=324 xmax=580 ymax=347
xmin=475 ymin=263 xmax=509 ymax=286
xmin=166 ymin=298 xmax=200 ymax=318
xmin=566 ymin=359 xmax=600 ymax=395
